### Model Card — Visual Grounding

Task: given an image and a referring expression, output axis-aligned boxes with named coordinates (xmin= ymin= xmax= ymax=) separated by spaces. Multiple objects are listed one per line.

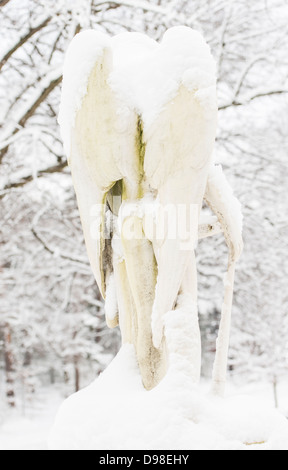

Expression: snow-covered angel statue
xmin=58 ymin=26 xmax=243 ymax=396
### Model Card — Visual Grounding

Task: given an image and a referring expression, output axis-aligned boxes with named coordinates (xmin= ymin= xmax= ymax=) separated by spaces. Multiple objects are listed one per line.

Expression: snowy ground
xmin=47 ymin=345 xmax=288 ymax=451
xmin=0 ymin=387 xmax=65 ymax=450
xmin=0 ymin=369 xmax=287 ymax=451
xmin=47 ymin=308 xmax=288 ymax=451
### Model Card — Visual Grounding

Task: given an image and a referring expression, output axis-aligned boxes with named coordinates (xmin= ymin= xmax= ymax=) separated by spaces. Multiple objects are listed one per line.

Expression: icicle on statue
xmin=58 ymin=26 xmax=243 ymax=396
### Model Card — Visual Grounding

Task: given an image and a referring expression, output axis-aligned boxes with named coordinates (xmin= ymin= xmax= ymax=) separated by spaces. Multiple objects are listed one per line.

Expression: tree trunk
xmin=74 ymin=357 xmax=80 ymax=393
xmin=273 ymin=376 xmax=278 ymax=409
xmin=4 ymin=324 xmax=15 ymax=407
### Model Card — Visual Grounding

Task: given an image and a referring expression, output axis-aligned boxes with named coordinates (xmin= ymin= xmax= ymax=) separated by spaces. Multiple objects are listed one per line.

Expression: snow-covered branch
xmin=0 ymin=16 xmax=52 ymax=72
xmin=0 ymin=71 xmax=62 ymax=162
xmin=94 ymin=0 xmax=169 ymax=15
xmin=219 ymin=87 xmax=288 ymax=110
xmin=31 ymin=225 xmax=89 ymax=266
xmin=1 ymin=160 xmax=67 ymax=194
xmin=216 ymin=3 xmax=233 ymax=77
xmin=17 ymin=75 xmax=63 ymax=128
xmin=232 ymin=55 xmax=267 ymax=102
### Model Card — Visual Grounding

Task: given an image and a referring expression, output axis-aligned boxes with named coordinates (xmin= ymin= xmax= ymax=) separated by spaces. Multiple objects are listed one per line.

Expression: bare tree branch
xmin=0 ymin=18 xmax=82 ymax=165
xmin=219 ymin=88 xmax=288 ymax=110
xmin=0 ymin=74 xmax=62 ymax=163
xmin=18 ymin=76 xmax=63 ymax=128
xmin=31 ymin=225 xmax=89 ymax=266
xmin=0 ymin=0 xmax=12 ymax=6
xmin=0 ymin=16 xmax=52 ymax=72
xmin=232 ymin=56 xmax=266 ymax=102
xmin=1 ymin=160 xmax=68 ymax=194
xmin=95 ymin=0 xmax=168 ymax=15
xmin=216 ymin=4 xmax=233 ymax=77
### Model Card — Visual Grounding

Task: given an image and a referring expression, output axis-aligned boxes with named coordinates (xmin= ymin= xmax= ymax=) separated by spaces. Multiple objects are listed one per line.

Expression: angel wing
xmin=60 ymin=31 xmax=167 ymax=389
xmin=144 ymin=27 xmax=218 ymax=348
xmin=60 ymin=32 xmax=138 ymax=303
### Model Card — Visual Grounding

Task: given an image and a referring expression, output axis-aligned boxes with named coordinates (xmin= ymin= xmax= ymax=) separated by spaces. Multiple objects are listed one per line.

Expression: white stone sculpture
xmin=58 ymin=26 xmax=243 ymax=395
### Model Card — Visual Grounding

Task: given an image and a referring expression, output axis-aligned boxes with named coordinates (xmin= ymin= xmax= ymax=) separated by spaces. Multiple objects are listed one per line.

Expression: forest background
xmin=0 ymin=0 xmax=287 ymax=417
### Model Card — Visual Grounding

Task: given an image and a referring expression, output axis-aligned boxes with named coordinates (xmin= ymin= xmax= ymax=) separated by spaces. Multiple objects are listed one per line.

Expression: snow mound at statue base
xmin=48 ymin=344 xmax=288 ymax=450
